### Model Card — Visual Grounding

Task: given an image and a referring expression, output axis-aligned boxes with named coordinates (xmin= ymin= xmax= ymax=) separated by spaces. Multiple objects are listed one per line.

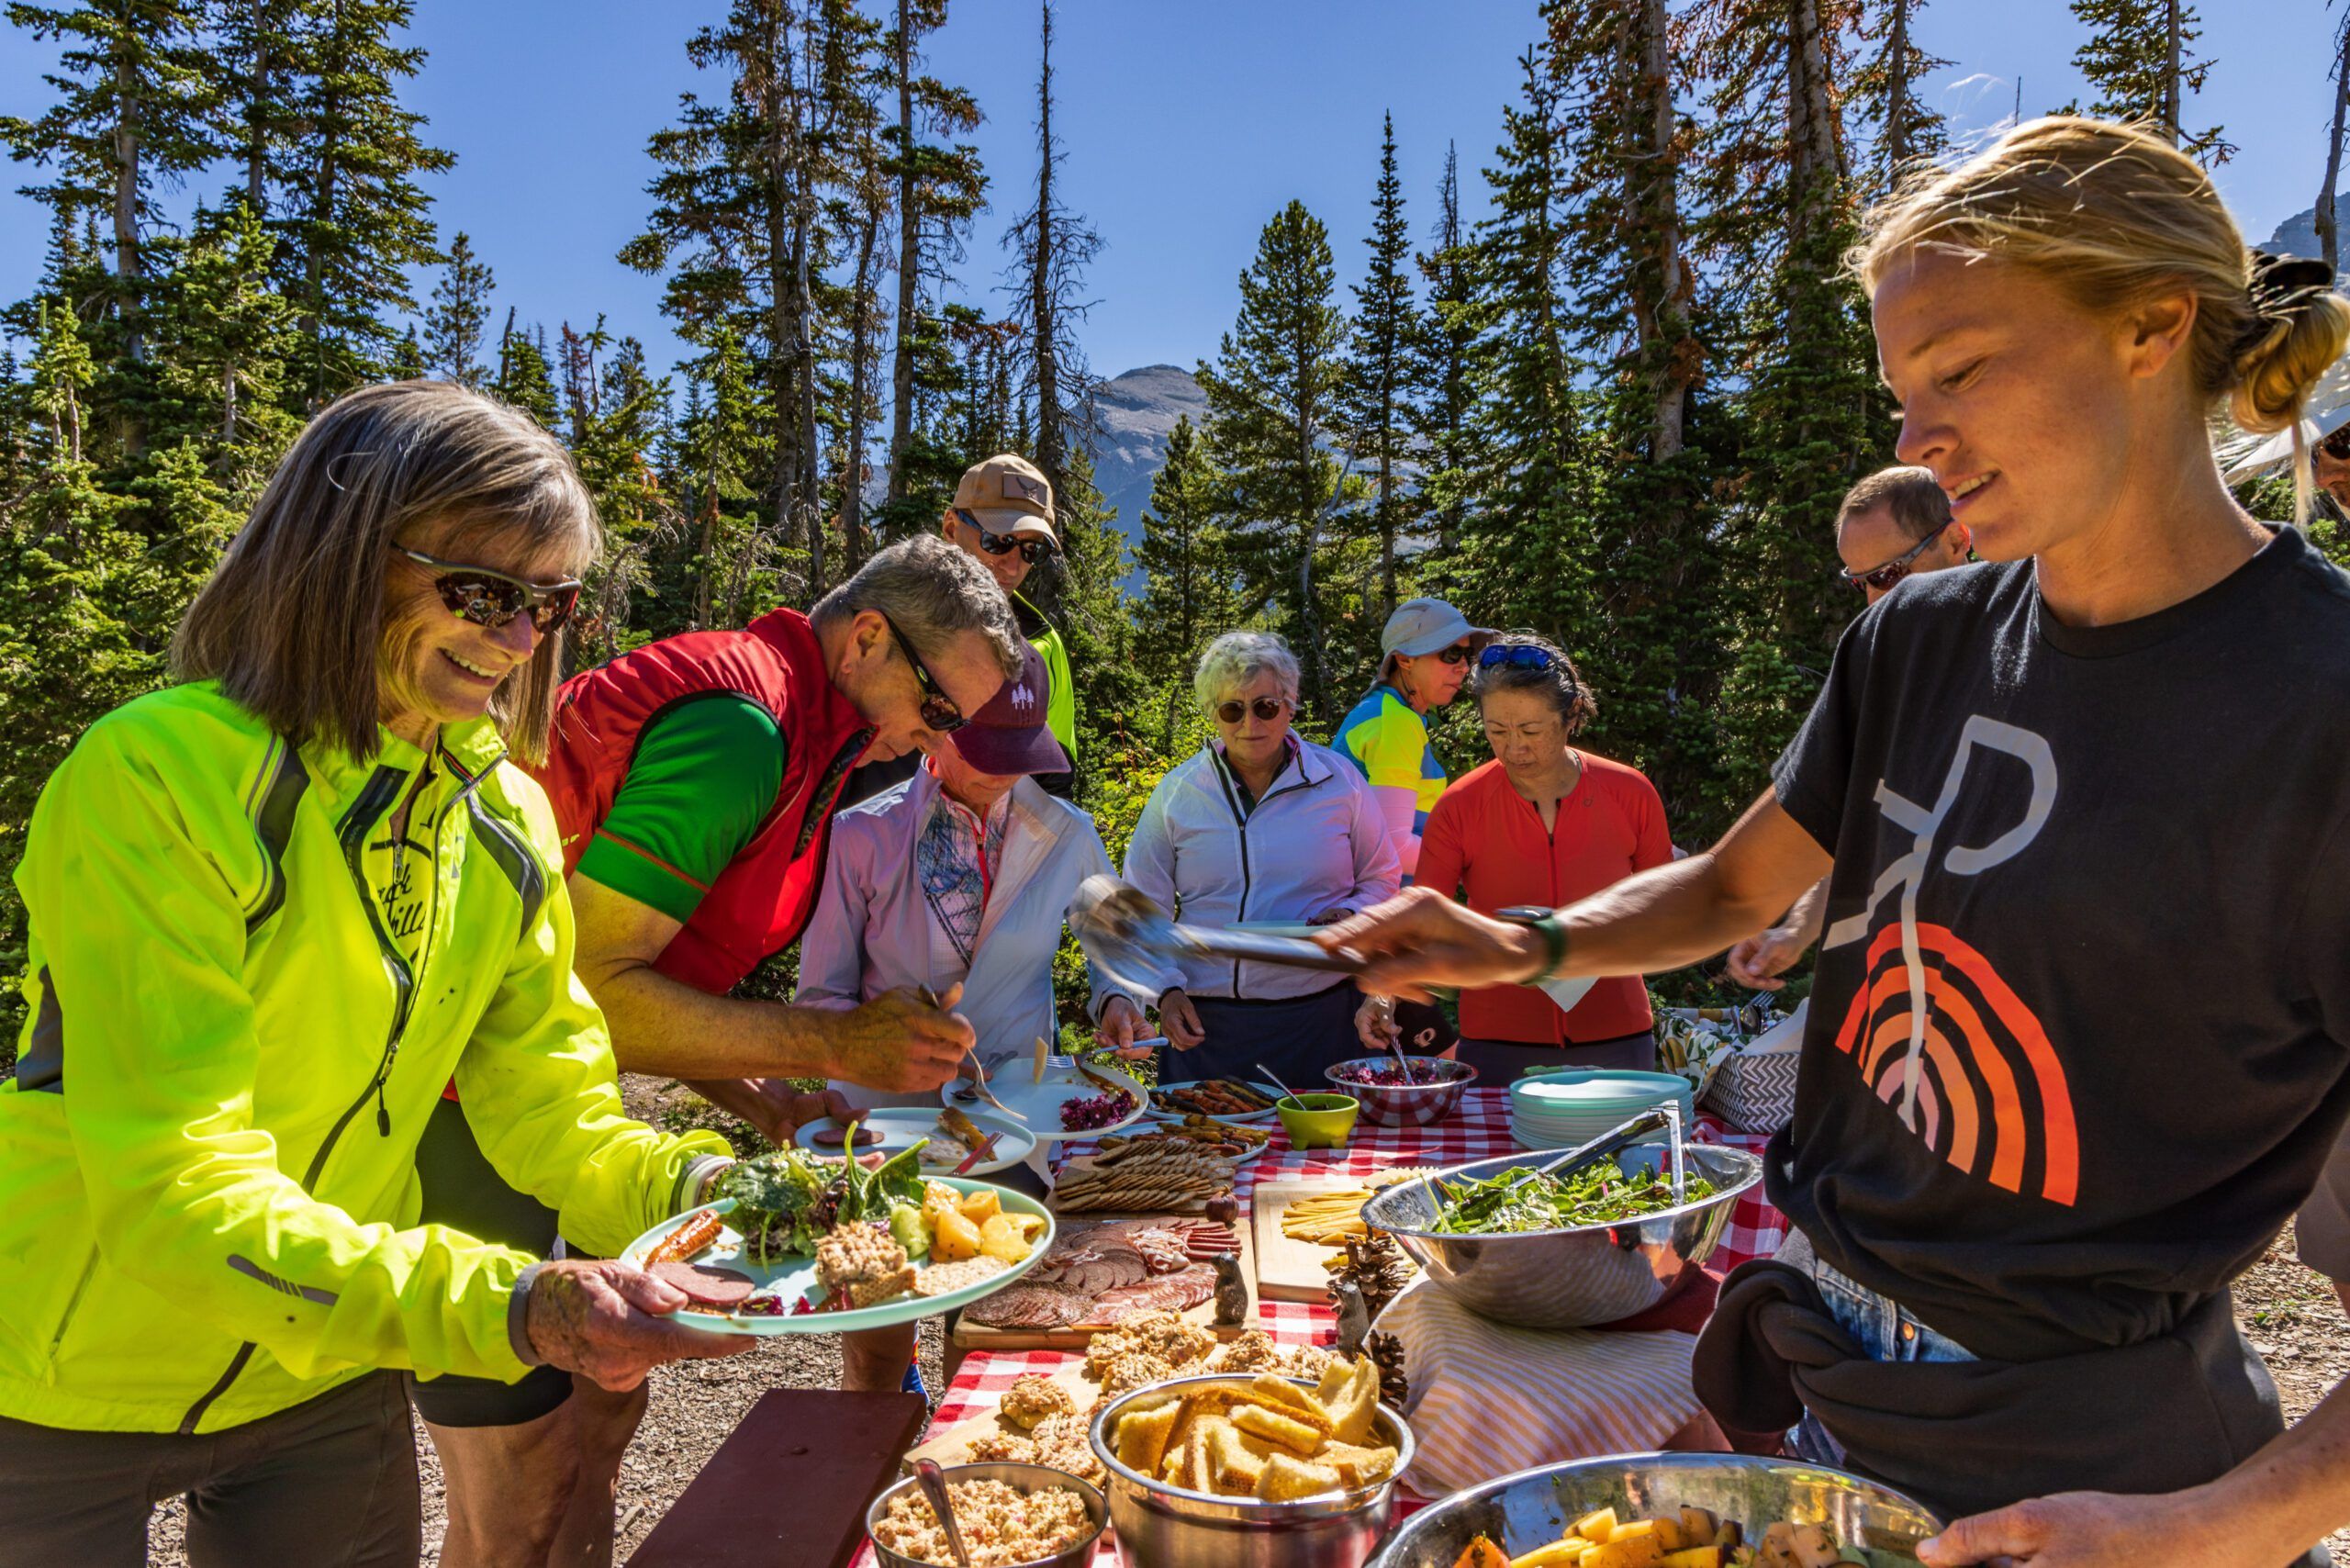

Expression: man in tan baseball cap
xmin=941 ymin=454 xmax=1075 ymax=794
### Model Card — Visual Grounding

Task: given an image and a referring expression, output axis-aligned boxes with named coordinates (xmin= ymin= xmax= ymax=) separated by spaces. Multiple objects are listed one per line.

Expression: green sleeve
xmin=574 ymin=695 xmax=784 ymax=924
xmin=1036 ymin=628 xmax=1076 ymax=756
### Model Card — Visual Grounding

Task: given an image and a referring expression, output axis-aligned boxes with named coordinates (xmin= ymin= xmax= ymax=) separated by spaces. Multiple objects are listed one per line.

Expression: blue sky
xmin=1 ymin=0 xmax=2338 ymax=384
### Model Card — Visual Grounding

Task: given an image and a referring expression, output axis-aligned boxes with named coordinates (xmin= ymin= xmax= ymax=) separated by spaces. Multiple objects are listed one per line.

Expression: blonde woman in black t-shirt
xmin=1324 ymin=118 xmax=2350 ymax=1568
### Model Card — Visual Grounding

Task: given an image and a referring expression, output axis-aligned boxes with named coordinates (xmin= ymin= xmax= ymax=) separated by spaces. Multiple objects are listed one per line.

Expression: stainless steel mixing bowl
xmin=1367 ymin=1451 xmax=1941 ymax=1568
xmin=865 ymin=1462 xmax=1109 ymax=1568
xmin=1360 ymin=1142 xmax=1765 ymax=1328
xmin=1086 ymin=1373 xmax=1415 ymax=1568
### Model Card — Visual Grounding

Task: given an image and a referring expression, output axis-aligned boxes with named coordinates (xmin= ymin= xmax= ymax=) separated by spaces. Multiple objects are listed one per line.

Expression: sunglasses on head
xmin=957 ymin=510 xmax=1057 ymax=566
xmin=879 ymin=611 xmax=966 ymax=734
xmin=2321 ymin=425 xmax=2350 ymax=463
xmin=1841 ymin=520 xmax=1952 ymax=596
xmin=1477 ymin=644 xmax=1555 ymax=672
xmin=1214 ymin=696 xmax=1288 ymax=723
xmin=396 ymin=545 xmax=583 ymax=634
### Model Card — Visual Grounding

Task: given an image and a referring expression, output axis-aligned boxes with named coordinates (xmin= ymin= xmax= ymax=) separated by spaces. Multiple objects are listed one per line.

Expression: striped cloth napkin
xmin=1380 ymin=1280 xmax=1700 ymax=1496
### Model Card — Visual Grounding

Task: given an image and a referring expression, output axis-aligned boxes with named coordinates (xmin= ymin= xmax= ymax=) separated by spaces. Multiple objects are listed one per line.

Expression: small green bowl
xmin=1276 ymin=1092 xmax=1360 ymax=1149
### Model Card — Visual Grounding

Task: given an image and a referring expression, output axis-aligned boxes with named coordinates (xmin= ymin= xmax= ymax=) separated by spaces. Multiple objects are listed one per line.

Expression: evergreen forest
xmin=0 ymin=0 xmax=2337 ymax=1032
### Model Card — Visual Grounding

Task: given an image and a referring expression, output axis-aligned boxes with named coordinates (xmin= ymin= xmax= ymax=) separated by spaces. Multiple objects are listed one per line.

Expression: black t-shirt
xmin=1771 ymin=527 xmax=2350 ymax=1363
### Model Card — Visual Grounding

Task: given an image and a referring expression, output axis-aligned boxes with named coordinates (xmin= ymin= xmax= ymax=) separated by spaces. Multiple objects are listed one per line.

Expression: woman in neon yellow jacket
xmin=0 ymin=382 xmax=748 ymax=1566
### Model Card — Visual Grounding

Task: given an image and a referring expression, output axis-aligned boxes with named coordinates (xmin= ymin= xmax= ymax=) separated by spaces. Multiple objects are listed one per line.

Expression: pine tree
xmin=275 ymin=0 xmax=453 ymax=404
xmin=422 ymin=230 xmax=495 ymax=387
xmin=1196 ymin=200 xmax=1353 ymax=724
xmin=624 ymin=0 xmax=843 ymax=603
xmin=386 ymin=324 xmax=424 ymax=380
xmin=1687 ymin=0 xmax=1887 ymax=829
xmin=1850 ymin=0 xmax=1950 ymax=187
xmin=2320 ymin=8 xmax=2349 ymax=275
xmin=492 ymin=317 xmax=560 ymax=429
xmin=219 ymin=0 xmax=307 ymax=214
xmin=1132 ymin=415 xmax=1233 ymax=745
xmin=0 ymin=0 xmax=223 ymax=401
xmin=1527 ymin=0 xmax=1728 ymax=826
xmin=143 ymin=199 xmax=299 ymax=462
xmin=2067 ymin=0 xmax=2232 ymax=164
xmin=1004 ymin=0 xmax=1101 ymax=506
xmin=880 ymin=0 xmax=986 ymax=520
xmin=1405 ymin=141 xmax=1488 ymax=584
xmin=1459 ymin=44 xmax=1588 ymax=654
xmin=1340 ymin=112 xmax=1422 ymax=621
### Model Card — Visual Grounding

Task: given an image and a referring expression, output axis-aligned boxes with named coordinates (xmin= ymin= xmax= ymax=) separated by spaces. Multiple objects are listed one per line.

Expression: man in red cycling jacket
xmin=412 ymin=535 xmax=1024 ymax=1568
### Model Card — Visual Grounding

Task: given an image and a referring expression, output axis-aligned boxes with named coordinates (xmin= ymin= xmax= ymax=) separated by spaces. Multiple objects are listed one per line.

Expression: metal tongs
xmin=1069 ymin=876 xmax=1369 ymax=996
xmin=1492 ymin=1103 xmax=1687 ymax=1207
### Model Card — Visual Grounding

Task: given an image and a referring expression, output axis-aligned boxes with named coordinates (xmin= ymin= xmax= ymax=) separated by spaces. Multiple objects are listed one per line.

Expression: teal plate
xmin=620 ymin=1182 xmax=1058 ymax=1337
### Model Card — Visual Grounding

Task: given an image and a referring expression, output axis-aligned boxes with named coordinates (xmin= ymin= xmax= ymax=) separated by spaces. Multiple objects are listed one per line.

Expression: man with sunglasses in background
xmin=942 ymin=454 xmax=1077 ymax=797
xmin=409 ymin=536 xmax=1023 ymax=1566
xmin=1726 ymin=466 xmax=1968 ymax=991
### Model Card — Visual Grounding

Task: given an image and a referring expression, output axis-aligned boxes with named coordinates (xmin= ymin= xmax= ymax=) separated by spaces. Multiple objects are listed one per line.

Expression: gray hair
xmin=1194 ymin=630 xmax=1300 ymax=714
xmin=811 ymin=533 xmax=1023 ymax=678
xmin=1469 ymin=634 xmax=1597 ymax=737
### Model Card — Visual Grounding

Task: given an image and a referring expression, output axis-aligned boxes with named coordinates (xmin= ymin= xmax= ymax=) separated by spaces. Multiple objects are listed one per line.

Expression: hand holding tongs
xmin=1069 ymin=876 xmax=1370 ymax=988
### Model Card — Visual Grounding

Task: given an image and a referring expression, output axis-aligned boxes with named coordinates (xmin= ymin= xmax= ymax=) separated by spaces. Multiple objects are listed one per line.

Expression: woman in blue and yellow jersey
xmin=1334 ymin=598 xmax=1490 ymax=882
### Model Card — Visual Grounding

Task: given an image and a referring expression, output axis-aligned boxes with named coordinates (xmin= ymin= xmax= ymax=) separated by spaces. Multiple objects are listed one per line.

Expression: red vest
xmin=535 ymin=609 xmax=874 ymax=995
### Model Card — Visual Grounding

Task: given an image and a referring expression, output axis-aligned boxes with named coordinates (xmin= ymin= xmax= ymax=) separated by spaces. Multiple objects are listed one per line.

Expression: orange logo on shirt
xmin=1819 ymin=715 xmax=2081 ymax=1206
xmin=1832 ymin=922 xmax=2079 ymax=1204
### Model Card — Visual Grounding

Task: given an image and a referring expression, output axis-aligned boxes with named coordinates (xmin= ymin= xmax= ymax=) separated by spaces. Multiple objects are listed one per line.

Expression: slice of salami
xmin=811 ymin=1126 xmax=883 ymax=1149
xmin=650 ymin=1260 xmax=758 ymax=1308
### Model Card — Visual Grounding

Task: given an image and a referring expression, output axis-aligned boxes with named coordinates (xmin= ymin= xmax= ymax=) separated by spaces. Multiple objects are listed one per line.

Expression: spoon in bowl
xmin=912 ymin=1458 xmax=973 ymax=1568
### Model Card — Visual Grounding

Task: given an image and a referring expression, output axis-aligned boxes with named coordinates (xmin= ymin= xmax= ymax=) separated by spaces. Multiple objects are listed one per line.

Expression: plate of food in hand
xmin=793 ymin=1105 xmax=1035 ymax=1176
xmin=1146 ymin=1078 xmax=1283 ymax=1125
xmin=939 ymin=1042 xmax=1150 ymax=1143
xmin=620 ymin=1137 xmax=1057 ymax=1336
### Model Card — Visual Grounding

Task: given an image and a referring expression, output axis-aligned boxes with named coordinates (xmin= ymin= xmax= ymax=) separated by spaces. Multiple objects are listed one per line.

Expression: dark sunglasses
xmin=879 ymin=611 xmax=966 ymax=734
xmin=1433 ymin=643 xmax=1473 ymax=665
xmin=2321 ymin=424 xmax=2350 ymax=463
xmin=1477 ymin=644 xmax=1556 ymax=672
xmin=396 ymin=545 xmax=582 ymax=633
xmin=1214 ymin=696 xmax=1288 ymax=723
xmin=956 ymin=510 xmax=1057 ymax=566
xmin=1841 ymin=520 xmax=1952 ymax=595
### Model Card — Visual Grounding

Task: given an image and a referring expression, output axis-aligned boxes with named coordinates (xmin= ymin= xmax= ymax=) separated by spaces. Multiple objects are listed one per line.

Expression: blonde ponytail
xmin=1852 ymin=117 xmax=2350 ymax=519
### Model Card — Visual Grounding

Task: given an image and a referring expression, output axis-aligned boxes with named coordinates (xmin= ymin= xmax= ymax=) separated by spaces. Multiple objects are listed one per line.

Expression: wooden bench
xmin=626 ymin=1388 xmax=927 ymax=1568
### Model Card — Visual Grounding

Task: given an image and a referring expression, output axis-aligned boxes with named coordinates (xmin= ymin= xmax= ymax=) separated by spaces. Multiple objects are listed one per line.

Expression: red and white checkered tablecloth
xmin=923 ymin=1087 xmax=1785 ymax=1437
xmin=851 ymin=1091 xmax=1785 ymax=1568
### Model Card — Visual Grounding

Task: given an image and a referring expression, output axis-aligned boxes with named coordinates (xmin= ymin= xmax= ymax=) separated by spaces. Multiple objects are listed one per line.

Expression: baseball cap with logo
xmin=951 ymin=454 xmax=1058 ymax=543
xmin=948 ymin=644 xmax=1069 ymax=777
xmin=1380 ymin=598 xmax=1493 ymax=666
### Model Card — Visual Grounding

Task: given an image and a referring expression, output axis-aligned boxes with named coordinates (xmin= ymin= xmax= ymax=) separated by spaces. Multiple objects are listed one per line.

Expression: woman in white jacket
xmin=1124 ymin=633 xmax=1401 ymax=1084
xmin=795 ymin=646 xmax=1144 ymax=1394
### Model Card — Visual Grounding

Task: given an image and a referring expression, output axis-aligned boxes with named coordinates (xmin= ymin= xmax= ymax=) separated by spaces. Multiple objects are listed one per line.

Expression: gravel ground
xmin=144 ymin=1078 xmax=2350 ymax=1564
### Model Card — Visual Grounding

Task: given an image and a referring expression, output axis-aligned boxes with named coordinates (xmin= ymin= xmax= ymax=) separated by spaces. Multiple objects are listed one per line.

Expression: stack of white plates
xmin=1508 ymin=1070 xmax=1695 ymax=1151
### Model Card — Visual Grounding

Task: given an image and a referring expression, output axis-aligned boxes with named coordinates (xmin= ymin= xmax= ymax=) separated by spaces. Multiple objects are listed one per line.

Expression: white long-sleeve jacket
xmin=1121 ymin=736 xmax=1401 ymax=1002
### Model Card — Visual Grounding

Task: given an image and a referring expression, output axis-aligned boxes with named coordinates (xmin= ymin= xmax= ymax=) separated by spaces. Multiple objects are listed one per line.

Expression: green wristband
xmin=1496 ymin=905 xmax=1570 ymax=983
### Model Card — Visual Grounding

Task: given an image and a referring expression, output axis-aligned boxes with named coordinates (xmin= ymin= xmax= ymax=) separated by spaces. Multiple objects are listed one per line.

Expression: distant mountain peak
xmin=1076 ymin=364 xmax=1206 ymax=585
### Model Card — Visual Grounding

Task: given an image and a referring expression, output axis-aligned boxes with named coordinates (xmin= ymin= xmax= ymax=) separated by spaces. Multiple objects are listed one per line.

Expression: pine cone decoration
xmin=1366 ymin=1329 xmax=1407 ymax=1412
xmin=1331 ymin=1232 xmax=1414 ymax=1322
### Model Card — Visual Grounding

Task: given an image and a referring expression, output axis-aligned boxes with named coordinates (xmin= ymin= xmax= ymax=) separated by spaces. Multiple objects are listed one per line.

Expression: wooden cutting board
xmin=1250 ymin=1175 xmax=1379 ymax=1304
xmin=950 ymin=1212 xmax=1257 ymax=1351
xmin=901 ymin=1363 xmax=1100 ymax=1471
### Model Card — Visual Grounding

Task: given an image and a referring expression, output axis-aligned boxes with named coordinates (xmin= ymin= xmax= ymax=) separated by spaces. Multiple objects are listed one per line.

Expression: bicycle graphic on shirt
xmin=1819 ymin=714 xmax=2080 ymax=1206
